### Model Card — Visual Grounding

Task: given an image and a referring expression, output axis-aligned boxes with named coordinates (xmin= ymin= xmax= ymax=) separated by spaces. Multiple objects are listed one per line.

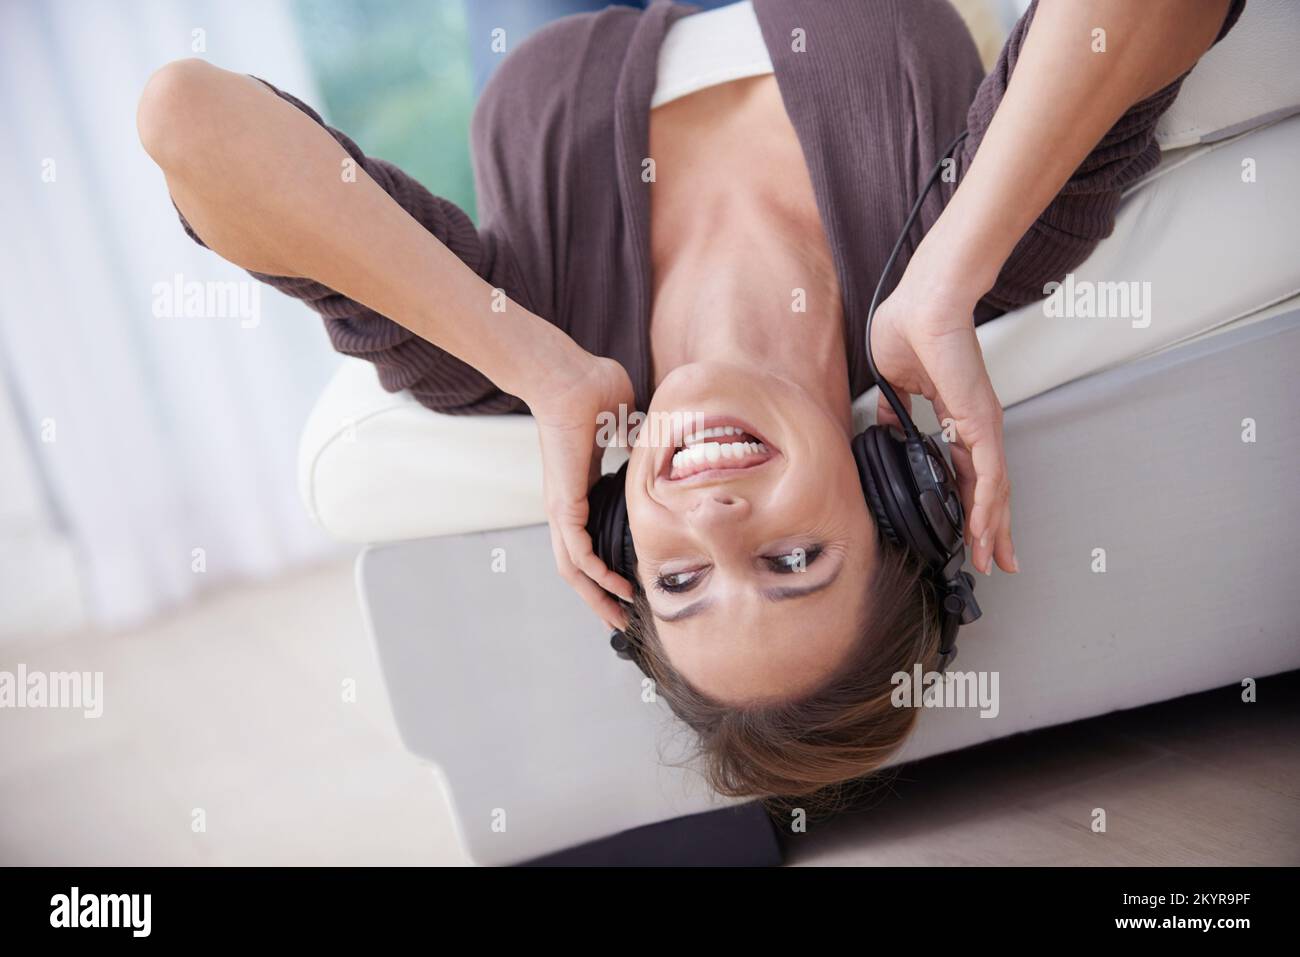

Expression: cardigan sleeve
xmin=960 ymin=0 xmax=1247 ymax=323
xmin=171 ymin=77 xmax=528 ymax=415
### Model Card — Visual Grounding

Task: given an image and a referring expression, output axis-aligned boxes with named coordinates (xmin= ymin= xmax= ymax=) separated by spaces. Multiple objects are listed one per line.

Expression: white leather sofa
xmin=298 ymin=2 xmax=1300 ymax=865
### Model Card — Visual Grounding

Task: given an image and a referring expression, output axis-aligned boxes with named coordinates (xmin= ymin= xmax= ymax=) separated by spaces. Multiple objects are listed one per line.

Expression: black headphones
xmin=586 ymin=129 xmax=980 ymax=673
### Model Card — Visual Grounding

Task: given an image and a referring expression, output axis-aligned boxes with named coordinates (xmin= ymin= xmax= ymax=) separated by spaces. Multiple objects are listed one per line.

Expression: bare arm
xmin=138 ymin=59 xmax=635 ymax=624
xmin=136 ymin=58 xmax=583 ymax=403
xmin=873 ymin=0 xmax=1234 ymax=577
xmin=917 ymin=0 xmax=1234 ymax=299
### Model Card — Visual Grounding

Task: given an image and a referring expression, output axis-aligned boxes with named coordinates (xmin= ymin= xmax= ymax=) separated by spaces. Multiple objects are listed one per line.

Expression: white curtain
xmin=0 ymin=0 xmax=346 ymax=632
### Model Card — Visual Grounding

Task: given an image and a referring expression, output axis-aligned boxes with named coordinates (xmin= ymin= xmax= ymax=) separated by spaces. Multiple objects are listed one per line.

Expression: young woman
xmin=139 ymin=0 xmax=1242 ymax=804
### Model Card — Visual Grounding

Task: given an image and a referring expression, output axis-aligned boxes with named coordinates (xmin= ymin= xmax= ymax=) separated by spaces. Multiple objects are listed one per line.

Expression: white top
xmin=651 ymin=1 xmax=774 ymax=109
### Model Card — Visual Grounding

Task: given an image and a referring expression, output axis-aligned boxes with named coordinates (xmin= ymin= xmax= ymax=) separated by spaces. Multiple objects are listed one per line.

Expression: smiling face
xmin=625 ymin=361 xmax=878 ymax=705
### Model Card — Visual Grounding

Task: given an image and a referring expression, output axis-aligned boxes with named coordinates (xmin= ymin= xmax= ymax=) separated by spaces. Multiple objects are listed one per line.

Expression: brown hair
xmin=624 ymin=541 xmax=944 ymax=816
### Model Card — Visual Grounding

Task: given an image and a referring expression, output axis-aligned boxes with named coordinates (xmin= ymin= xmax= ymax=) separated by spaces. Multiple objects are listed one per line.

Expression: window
xmin=292 ymin=0 xmax=478 ymax=217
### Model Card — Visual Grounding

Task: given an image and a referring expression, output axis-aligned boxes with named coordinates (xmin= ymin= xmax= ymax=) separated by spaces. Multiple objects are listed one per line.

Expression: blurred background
xmin=0 ymin=0 xmax=486 ymax=864
xmin=0 ymin=0 xmax=478 ymax=641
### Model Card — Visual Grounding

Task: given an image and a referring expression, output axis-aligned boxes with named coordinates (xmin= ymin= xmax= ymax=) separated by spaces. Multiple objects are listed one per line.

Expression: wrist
xmin=905 ymin=213 xmax=1004 ymax=309
xmin=507 ymin=320 xmax=591 ymax=409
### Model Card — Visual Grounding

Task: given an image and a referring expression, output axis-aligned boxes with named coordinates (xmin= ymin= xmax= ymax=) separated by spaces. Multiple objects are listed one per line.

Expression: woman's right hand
xmin=525 ymin=348 xmax=638 ymax=631
xmin=868 ymin=265 xmax=1017 ymax=577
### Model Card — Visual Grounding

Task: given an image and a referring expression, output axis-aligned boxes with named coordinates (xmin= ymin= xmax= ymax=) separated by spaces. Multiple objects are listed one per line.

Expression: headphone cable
xmin=864 ymin=127 xmax=970 ymax=439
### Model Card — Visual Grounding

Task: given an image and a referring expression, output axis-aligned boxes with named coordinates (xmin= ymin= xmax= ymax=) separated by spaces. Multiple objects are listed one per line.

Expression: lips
xmin=660 ymin=418 xmax=778 ymax=483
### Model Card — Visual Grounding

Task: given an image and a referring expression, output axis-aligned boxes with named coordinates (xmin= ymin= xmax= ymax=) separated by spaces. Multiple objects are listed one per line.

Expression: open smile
xmin=658 ymin=417 xmax=780 ymax=484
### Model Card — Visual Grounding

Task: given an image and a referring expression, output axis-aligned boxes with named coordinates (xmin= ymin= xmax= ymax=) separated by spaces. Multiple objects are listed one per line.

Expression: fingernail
xmin=1011 ymin=552 xmax=1020 ymax=573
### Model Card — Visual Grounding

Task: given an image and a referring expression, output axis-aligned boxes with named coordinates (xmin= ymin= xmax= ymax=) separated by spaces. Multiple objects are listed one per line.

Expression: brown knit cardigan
xmin=175 ymin=0 xmax=1245 ymax=415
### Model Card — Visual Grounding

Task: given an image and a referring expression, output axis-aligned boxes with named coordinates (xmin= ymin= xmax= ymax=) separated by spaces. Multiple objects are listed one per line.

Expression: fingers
xmin=948 ymin=437 xmax=978 ymax=544
xmin=921 ymin=331 xmax=1015 ymax=576
xmin=546 ymin=494 xmax=634 ymax=617
xmin=530 ymin=355 xmax=640 ymax=630
xmin=544 ymin=479 xmax=633 ymax=601
xmin=576 ymin=572 xmax=631 ymax=631
xmin=537 ymin=433 xmax=634 ymax=615
xmin=548 ymin=522 xmax=630 ymax=630
xmin=992 ymin=495 xmax=1017 ymax=573
xmin=963 ymin=426 xmax=1013 ymax=575
xmin=874 ymin=292 xmax=1017 ymax=577
xmin=560 ymin=519 xmax=634 ymax=601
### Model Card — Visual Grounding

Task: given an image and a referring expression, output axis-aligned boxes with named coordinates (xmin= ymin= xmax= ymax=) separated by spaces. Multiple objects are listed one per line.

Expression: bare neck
xmin=648 ymin=196 xmax=854 ymax=433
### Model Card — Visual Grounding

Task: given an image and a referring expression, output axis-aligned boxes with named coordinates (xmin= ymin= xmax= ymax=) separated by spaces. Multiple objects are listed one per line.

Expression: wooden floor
xmin=2 ymin=559 xmax=1295 ymax=866
xmin=790 ymin=672 xmax=1300 ymax=866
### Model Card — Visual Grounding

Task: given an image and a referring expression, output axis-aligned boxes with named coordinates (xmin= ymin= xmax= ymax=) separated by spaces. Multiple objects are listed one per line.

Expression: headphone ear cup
xmin=585 ymin=462 xmax=636 ymax=582
xmin=853 ymin=428 xmax=904 ymax=548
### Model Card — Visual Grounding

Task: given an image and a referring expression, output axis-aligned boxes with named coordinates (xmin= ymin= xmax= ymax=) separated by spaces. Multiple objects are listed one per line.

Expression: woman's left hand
xmin=526 ymin=350 xmax=637 ymax=630
xmin=869 ymin=266 xmax=1016 ymax=577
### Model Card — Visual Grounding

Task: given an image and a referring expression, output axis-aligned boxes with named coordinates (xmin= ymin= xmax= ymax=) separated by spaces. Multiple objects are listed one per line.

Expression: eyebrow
xmin=761 ymin=565 xmax=843 ymax=602
xmin=651 ymin=564 xmax=844 ymax=624
xmin=653 ymin=598 xmax=716 ymax=623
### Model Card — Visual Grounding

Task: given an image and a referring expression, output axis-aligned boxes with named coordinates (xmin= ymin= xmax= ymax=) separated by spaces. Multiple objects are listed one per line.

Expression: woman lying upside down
xmin=139 ymin=0 xmax=1243 ymax=804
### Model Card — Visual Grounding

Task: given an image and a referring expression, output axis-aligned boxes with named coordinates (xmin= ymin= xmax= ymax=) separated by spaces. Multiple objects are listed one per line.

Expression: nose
xmin=685 ymin=493 xmax=751 ymax=532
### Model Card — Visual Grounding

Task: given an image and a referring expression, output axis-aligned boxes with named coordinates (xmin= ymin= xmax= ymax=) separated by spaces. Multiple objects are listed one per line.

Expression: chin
xmin=639 ymin=361 xmax=852 ymax=487
xmin=651 ymin=361 xmax=796 ymax=417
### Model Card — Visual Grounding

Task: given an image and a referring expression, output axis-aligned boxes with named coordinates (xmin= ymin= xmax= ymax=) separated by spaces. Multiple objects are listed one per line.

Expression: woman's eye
xmin=766 ymin=545 xmax=823 ymax=573
xmin=655 ymin=568 xmax=705 ymax=593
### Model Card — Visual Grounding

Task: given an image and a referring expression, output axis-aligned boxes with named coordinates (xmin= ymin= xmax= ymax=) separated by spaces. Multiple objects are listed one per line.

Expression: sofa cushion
xmin=1154 ymin=0 xmax=1300 ymax=149
xmin=300 ymin=116 xmax=1300 ymax=544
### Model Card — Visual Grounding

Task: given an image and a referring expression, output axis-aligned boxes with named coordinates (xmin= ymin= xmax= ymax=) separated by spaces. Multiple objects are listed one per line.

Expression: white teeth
xmin=683 ymin=425 xmax=745 ymax=446
xmin=671 ymin=440 xmax=772 ymax=474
